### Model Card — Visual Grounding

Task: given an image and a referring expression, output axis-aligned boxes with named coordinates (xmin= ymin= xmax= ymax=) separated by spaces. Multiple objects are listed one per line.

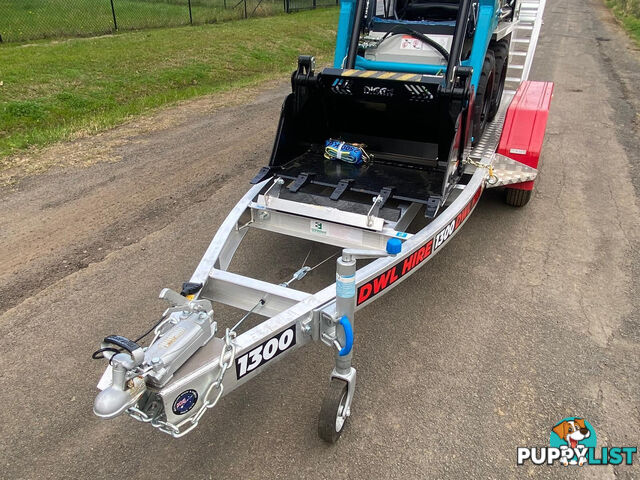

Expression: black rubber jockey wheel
xmin=318 ymin=378 xmax=349 ymax=443
xmin=505 ymin=187 xmax=532 ymax=207
xmin=472 ymin=50 xmax=496 ymax=146
xmin=488 ymin=40 xmax=509 ymax=121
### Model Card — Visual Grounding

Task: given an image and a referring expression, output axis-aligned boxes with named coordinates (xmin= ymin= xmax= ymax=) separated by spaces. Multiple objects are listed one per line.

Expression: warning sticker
xmin=400 ymin=35 xmax=424 ymax=50
xmin=336 ymin=273 xmax=356 ymax=298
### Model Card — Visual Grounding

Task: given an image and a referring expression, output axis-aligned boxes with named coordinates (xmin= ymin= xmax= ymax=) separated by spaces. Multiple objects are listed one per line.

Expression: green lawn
xmin=0 ymin=8 xmax=338 ymax=165
xmin=606 ymin=0 xmax=640 ymax=44
xmin=0 ymin=0 xmax=284 ymax=43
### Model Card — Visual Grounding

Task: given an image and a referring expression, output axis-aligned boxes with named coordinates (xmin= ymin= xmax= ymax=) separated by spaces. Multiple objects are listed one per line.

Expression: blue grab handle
xmin=338 ymin=316 xmax=354 ymax=357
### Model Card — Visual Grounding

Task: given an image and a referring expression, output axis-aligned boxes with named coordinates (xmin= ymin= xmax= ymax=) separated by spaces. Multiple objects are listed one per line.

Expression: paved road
xmin=1 ymin=0 xmax=639 ymax=478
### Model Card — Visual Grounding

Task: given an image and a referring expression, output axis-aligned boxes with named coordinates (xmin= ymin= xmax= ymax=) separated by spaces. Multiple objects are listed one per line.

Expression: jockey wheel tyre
xmin=318 ymin=378 xmax=349 ymax=443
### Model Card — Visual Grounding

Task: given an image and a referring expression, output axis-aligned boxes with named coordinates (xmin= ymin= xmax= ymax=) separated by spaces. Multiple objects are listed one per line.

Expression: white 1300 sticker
xmin=235 ymin=326 xmax=296 ymax=379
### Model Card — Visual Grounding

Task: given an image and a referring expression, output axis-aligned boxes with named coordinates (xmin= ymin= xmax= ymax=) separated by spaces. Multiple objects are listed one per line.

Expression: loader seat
xmin=399 ymin=0 xmax=460 ymax=21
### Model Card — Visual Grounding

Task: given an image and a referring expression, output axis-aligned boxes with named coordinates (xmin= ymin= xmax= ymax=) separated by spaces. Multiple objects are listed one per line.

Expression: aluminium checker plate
xmin=465 ymin=91 xmax=538 ymax=188
xmin=490 ymin=154 xmax=538 ymax=187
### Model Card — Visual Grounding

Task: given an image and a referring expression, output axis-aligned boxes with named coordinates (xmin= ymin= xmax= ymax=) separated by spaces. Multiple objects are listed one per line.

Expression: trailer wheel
xmin=505 ymin=187 xmax=532 ymax=207
xmin=488 ymin=40 xmax=509 ymax=121
xmin=318 ymin=378 xmax=349 ymax=443
xmin=472 ymin=50 xmax=496 ymax=146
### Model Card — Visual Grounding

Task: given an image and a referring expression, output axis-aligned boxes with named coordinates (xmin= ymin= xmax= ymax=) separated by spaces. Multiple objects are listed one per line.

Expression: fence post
xmin=313 ymin=0 xmax=316 ymax=8
xmin=110 ymin=0 xmax=118 ymax=30
xmin=244 ymin=0 xmax=248 ymax=18
xmin=188 ymin=0 xmax=193 ymax=24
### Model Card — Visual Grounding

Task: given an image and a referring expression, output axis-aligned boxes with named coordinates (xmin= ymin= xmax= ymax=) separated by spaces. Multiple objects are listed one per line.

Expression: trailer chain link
xmin=463 ymin=157 xmax=498 ymax=185
xmin=126 ymin=327 xmax=237 ymax=438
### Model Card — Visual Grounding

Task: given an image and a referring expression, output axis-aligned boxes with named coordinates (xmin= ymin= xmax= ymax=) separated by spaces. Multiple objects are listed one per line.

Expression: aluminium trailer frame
xmin=93 ymin=91 xmax=538 ymax=441
xmin=93 ymin=0 xmax=551 ymax=441
xmin=94 ymin=149 xmax=486 ymax=439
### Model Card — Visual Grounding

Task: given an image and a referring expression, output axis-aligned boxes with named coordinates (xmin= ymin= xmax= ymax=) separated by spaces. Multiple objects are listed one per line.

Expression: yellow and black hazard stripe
xmin=339 ymin=69 xmax=426 ymax=82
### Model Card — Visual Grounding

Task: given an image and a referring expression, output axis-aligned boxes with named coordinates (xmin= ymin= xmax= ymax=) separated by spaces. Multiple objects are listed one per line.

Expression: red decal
xmin=355 ymin=186 xmax=481 ymax=306
xmin=455 ymin=203 xmax=472 ymax=228
xmin=423 ymin=240 xmax=433 ymax=258
xmin=357 ymin=282 xmax=373 ymax=304
xmin=389 ymin=266 xmax=399 ymax=284
xmin=373 ymin=269 xmax=393 ymax=294
xmin=401 ymin=252 xmax=416 ymax=275
xmin=472 ymin=186 xmax=482 ymax=206
xmin=356 ymin=239 xmax=433 ymax=305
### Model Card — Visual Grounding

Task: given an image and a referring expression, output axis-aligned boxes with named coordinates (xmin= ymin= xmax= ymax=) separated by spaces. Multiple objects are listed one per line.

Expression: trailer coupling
xmin=93 ymin=287 xmax=226 ymax=437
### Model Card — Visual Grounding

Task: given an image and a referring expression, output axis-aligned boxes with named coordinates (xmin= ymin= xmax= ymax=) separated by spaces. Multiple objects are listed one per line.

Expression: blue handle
xmin=338 ymin=316 xmax=354 ymax=357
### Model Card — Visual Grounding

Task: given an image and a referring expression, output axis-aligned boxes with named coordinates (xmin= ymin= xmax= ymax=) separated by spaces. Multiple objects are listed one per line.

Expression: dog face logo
xmin=553 ymin=418 xmax=590 ymax=449
xmin=550 ymin=417 xmax=597 ymax=466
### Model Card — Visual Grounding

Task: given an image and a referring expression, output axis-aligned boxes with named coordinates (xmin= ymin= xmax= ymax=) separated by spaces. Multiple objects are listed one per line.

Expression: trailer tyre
xmin=472 ymin=50 xmax=496 ymax=146
xmin=318 ymin=378 xmax=349 ymax=443
xmin=505 ymin=187 xmax=532 ymax=207
xmin=488 ymin=40 xmax=509 ymax=121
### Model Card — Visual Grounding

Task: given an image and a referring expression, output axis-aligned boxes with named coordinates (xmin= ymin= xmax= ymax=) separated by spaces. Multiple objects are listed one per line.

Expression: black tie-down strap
xmin=288 ymin=172 xmax=315 ymax=193
xmin=378 ymin=186 xmax=395 ymax=208
xmin=330 ymin=179 xmax=354 ymax=201
xmin=425 ymin=195 xmax=442 ymax=218
xmin=250 ymin=166 xmax=275 ymax=184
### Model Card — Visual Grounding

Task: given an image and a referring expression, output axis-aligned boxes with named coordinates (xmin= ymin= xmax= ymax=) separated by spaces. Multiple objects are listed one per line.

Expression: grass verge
xmin=0 ymin=0 xmax=283 ymax=43
xmin=0 ymin=8 xmax=337 ymax=169
xmin=606 ymin=0 xmax=640 ymax=44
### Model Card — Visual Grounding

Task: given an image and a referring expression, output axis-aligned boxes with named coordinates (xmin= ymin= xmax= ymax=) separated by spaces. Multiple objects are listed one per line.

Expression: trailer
xmin=93 ymin=0 xmax=553 ymax=442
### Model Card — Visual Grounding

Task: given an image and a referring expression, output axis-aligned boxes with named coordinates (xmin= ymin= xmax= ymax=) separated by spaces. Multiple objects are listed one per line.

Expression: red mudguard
xmin=497 ymin=81 xmax=554 ymax=191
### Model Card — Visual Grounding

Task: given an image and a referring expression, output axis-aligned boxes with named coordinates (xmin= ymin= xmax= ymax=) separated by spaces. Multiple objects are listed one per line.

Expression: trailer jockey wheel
xmin=318 ymin=378 xmax=349 ymax=443
xmin=472 ymin=50 xmax=495 ymax=146
xmin=488 ymin=40 xmax=509 ymax=121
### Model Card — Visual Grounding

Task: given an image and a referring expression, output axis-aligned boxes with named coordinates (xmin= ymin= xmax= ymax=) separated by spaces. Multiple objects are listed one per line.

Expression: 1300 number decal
xmin=235 ymin=326 xmax=296 ymax=379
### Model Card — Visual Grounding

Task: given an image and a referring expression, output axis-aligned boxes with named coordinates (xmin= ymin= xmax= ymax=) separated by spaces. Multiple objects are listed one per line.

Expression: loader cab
xmin=335 ymin=0 xmax=500 ymax=89
xmin=397 ymin=0 xmax=466 ymax=21
xmin=360 ymin=0 xmax=477 ymax=70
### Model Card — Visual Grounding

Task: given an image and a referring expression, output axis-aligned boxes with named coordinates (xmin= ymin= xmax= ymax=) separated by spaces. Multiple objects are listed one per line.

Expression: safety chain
xmin=126 ymin=327 xmax=237 ymax=438
xmin=463 ymin=156 xmax=498 ymax=185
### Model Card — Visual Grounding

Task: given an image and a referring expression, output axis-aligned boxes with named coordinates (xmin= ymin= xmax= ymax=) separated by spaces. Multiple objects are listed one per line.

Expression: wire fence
xmin=0 ymin=0 xmax=338 ymax=43
xmin=286 ymin=0 xmax=337 ymax=12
